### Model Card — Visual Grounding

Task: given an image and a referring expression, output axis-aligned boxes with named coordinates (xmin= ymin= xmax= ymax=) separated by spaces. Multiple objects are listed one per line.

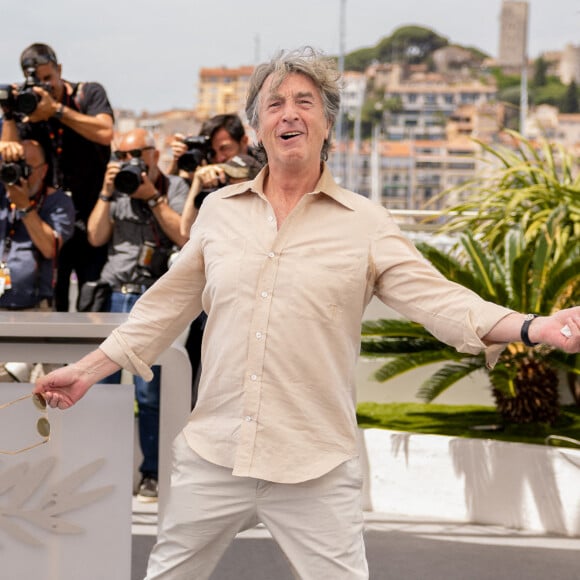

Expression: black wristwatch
xmin=521 ymin=314 xmax=539 ymax=347
xmin=54 ymin=103 xmax=65 ymax=120
xmin=15 ymin=204 xmax=36 ymax=220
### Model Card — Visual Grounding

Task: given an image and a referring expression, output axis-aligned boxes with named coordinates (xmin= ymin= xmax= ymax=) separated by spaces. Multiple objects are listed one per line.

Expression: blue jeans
xmin=102 ymin=290 xmax=160 ymax=478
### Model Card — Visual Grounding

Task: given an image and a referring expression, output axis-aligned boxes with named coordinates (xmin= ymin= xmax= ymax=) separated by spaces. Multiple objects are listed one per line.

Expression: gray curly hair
xmin=245 ymin=47 xmax=342 ymax=162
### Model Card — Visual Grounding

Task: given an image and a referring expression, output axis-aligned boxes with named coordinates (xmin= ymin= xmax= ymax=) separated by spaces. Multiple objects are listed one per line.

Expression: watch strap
xmin=521 ymin=314 xmax=539 ymax=347
xmin=54 ymin=103 xmax=65 ymax=120
xmin=147 ymin=193 xmax=165 ymax=208
xmin=15 ymin=203 xmax=36 ymax=219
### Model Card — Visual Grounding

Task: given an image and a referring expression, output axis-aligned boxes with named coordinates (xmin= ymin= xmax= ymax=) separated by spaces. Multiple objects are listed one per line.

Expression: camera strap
xmin=147 ymin=174 xmax=170 ymax=248
xmin=47 ymin=82 xmax=84 ymax=189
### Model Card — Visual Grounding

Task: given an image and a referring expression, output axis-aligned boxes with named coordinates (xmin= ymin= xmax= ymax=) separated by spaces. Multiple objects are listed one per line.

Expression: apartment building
xmin=379 ymin=64 xmax=497 ymax=141
xmin=195 ymin=65 xmax=254 ymax=121
xmin=343 ymin=136 xmax=480 ymax=211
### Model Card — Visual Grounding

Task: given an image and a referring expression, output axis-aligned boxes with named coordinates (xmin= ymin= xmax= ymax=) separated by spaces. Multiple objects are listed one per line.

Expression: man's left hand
xmin=23 ymin=86 xmax=58 ymax=123
xmin=131 ymin=172 xmax=157 ymax=201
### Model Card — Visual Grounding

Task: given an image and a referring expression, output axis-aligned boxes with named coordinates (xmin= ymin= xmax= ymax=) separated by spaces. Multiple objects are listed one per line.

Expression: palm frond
xmin=372 ymin=349 xmax=462 ymax=383
xmin=361 ymin=318 xmax=430 ymax=338
xmin=417 ymin=359 xmax=484 ymax=402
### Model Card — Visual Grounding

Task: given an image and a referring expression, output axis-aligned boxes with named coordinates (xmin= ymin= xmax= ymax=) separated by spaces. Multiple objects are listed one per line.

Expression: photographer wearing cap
xmin=87 ymin=128 xmax=188 ymax=502
xmin=1 ymin=43 xmax=114 ymax=312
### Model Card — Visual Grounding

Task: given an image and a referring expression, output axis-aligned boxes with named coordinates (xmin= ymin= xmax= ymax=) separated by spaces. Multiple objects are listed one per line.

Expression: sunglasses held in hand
xmin=0 ymin=393 xmax=50 ymax=455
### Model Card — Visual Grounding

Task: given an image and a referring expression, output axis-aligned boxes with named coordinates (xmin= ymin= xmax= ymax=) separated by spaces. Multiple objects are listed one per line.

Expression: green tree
xmin=560 ymin=80 xmax=579 ymax=113
xmin=376 ymin=26 xmax=448 ymax=64
xmin=533 ymin=56 xmax=548 ymax=86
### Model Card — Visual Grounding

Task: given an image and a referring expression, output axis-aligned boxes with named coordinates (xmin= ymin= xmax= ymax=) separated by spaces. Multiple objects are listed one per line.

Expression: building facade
xmin=498 ymin=0 xmax=529 ymax=69
xmin=195 ymin=65 xmax=254 ymax=121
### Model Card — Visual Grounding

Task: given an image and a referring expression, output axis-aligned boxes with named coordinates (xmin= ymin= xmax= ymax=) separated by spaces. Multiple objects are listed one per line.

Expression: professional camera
xmin=0 ymin=68 xmax=51 ymax=117
xmin=0 ymin=85 xmax=15 ymax=115
xmin=0 ymin=159 xmax=31 ymax=186
xmin=114 ymin=158 xmax=148 ymax=195
xmin=177 ymin=135 xmax=213 ymax=172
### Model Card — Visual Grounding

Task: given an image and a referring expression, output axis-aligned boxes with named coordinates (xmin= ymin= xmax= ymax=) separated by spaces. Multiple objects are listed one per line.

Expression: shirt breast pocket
xmin=287 ymin=252 xmax=364 ymax=324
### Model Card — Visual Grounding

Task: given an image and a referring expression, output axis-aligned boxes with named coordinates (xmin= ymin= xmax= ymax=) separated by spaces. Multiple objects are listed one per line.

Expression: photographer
xmin=87 ymin=128 xmax=188 ymax=502
xmin=0 ymin=139 xmax=74 ymax=380
xmin=1 ymin=43 xmax=114 ymax=312
xmin=174 ymin=115 xmax=262 ymax=408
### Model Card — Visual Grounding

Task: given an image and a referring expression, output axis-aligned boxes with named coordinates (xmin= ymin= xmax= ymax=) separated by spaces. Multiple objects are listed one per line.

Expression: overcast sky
xmin=1 ymin=0 xmax=578 ymax=113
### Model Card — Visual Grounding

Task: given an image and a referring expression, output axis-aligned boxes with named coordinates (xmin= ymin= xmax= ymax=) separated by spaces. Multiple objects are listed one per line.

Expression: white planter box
xmin=359 ymin=428 xmax=580 ymax=537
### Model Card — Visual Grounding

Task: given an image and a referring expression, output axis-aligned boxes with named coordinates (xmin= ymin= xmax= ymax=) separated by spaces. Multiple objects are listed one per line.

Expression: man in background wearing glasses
xmin=0 ymin=139 xmax=74 ymax=381
xmin=87 ymin=127 xmax=189 ymax=502
xmin=0 ymin=42 xmax=114 ymax=312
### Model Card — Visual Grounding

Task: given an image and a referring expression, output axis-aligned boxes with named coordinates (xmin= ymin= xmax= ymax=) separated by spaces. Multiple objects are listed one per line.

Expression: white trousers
xmin=145 ymin=432 xmax=369 ymax=580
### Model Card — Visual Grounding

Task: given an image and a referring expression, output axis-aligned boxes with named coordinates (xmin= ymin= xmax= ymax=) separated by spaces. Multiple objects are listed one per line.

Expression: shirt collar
xmin=220 ymin=162 xmax=357 ymax=211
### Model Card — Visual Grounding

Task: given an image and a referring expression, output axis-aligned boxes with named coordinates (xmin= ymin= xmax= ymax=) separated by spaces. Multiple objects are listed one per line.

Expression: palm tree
xmin=361 ymin=218 xmax=580 ymax=425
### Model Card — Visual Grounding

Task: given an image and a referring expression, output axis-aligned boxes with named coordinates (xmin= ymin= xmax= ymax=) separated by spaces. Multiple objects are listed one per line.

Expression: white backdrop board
xmin=0 ymin=383 xmax=134 ymax=580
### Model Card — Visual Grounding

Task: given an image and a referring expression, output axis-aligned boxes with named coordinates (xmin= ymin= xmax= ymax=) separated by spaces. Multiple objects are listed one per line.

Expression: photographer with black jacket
xmin=1 ymin=43 xmax=114 ymax=311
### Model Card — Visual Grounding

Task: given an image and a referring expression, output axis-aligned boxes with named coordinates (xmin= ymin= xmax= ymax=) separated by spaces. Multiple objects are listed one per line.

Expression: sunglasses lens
xmin=129 ymin=149 xmax=143 ymax=158
xmin=33 ymin=393 xmax=47 ymax=410
xmin=37 ymin=417 xmax=51 ymax=438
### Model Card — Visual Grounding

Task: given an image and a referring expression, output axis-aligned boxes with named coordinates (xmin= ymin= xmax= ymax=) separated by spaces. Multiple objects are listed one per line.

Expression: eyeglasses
xmin=0 ymin=393 xmax=50 ymax=455
xmin=113 ymin=147 xmax=155 ymax=161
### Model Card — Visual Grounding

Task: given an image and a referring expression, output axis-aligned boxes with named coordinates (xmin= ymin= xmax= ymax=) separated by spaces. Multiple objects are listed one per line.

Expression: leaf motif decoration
xmin=0 ymin=457 xmax=114 ymax=547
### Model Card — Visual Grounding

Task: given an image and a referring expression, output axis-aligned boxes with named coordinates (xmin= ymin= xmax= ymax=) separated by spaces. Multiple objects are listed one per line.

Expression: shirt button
xmin=255 ymin=332 xmax=263 ymax=339
xmin=250 ymin=374 xmax=258 ymax=381
xmin=267 ymin=216 xmax=274 ymax=222
xmin=261 ymin=291 xmax=269 ymax=299
xmin=267 ymin=252 xmax=275 ymax=258
xmin=244 ymin=415 xmax=252 ymax=422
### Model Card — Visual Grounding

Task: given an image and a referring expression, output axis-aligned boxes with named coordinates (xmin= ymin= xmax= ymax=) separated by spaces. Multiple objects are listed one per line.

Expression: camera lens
xmin=15 ymin=89 xmax=40 ymax=115
xmin=177 ymin=149 xmax=205 ymax=173
xmin=0 ymin=161 xmax=28 ymax=186
xmin=114 ymin=159 xmax=146 ymax=194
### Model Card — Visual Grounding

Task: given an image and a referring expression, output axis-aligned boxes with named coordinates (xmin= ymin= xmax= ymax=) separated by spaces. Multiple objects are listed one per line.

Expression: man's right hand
xmin=34 ymin=349 xmax=122 ymax=410
xmin=101 ymin=160 xmax=121 ymax=197
xmin=0 ymin=141 xmax=24 ymax=162
xmin=34 ymin=365 xmax=94 ymax=410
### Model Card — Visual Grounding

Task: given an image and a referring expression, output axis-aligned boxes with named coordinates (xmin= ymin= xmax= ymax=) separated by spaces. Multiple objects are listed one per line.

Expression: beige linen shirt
xmin=100 ymin=163 xmax=513 ymax=483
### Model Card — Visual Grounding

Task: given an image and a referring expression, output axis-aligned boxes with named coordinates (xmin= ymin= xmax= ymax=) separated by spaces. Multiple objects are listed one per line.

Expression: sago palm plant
xmin=361 ymin=215 xmax=580 ymax=425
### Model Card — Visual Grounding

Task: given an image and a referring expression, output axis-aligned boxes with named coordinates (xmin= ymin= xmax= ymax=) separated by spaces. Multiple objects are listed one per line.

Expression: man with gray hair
xmin=35 ymin=48 xmax=580 ymax=578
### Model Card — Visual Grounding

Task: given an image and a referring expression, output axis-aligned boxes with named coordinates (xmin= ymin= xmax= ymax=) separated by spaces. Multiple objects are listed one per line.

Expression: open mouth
xmin=280 ymin=131 xmax=301 ymax=141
